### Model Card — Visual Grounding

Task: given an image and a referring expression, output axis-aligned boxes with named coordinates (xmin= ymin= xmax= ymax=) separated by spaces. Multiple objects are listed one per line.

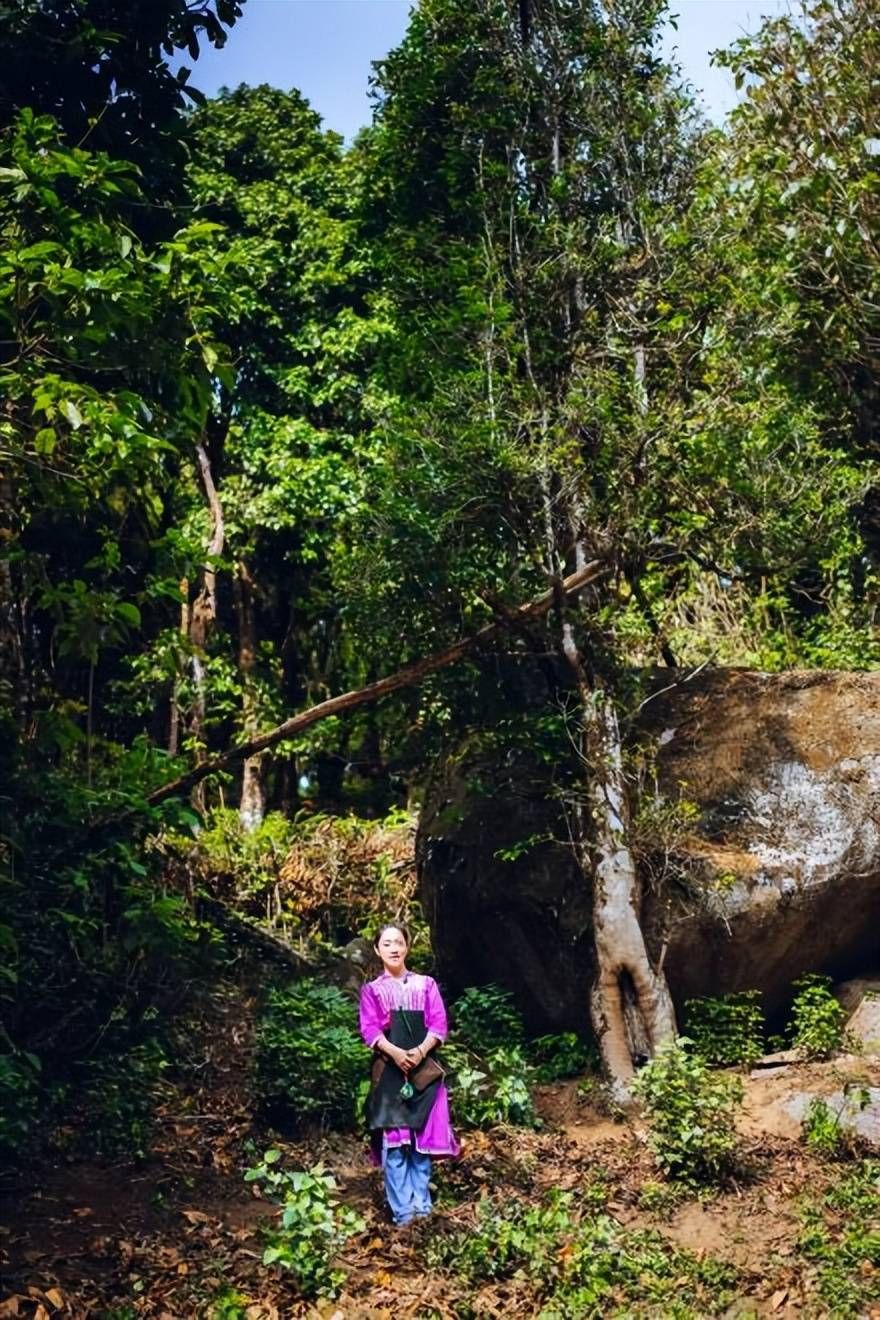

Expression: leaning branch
xmin=146 ymin=560 xmax=606 ymax=808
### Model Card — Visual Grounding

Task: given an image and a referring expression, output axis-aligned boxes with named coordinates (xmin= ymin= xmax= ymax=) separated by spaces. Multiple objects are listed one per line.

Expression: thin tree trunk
xmin=189 ymin=440 xmax=225 ymax=813
xmin=233 ymin=560 xmax=265 ymax=831
xmin=170 ymin=575 xmax=189 ymax=755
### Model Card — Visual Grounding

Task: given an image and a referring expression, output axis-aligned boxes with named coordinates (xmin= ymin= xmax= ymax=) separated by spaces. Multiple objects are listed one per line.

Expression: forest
xmin=1 ymin=0 xmax=878 ymax=1315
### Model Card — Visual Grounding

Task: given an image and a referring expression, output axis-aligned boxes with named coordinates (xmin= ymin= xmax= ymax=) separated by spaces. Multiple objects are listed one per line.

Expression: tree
xmin=699 ymin=0 xmax=879 ymax=665
xmin=168 ymin=85 xmax=385 ymax=825
xmin=346 ymin=0 xmax=876 ymax=1086
xmin=347 ymin=0 xmax=699 ymax=1086
xmin=0 ymin=0 xmax=244 ymax=186
xmin=0 ymin=9 xmax=241 ymax=1095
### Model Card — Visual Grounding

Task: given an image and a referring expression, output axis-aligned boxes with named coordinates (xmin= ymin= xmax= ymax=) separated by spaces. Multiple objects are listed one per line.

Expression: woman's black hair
xmin=373 ymin=922 xmax=410 ymax=950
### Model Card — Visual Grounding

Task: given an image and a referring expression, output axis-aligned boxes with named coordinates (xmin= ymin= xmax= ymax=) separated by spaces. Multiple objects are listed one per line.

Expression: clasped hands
xmin=394 ymin=1045 xmax=424 ymax=1074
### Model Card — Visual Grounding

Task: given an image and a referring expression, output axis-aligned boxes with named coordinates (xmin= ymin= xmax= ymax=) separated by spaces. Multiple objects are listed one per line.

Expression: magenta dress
xmin=359 ymin=970 xmax=461 ymax=1161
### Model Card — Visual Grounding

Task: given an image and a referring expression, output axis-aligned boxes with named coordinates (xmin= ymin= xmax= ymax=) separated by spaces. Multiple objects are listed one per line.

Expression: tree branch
xmin=146 ymin=559 xmax=607 ymax=809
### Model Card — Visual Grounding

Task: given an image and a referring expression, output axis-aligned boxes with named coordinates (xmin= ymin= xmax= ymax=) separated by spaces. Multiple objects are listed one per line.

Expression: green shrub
xmin=427 ymin=1190 xmax=740 ymax=1315
xmin=0 ymin=1051 xmax=41 ymax=1160
xmin=803 ymin=1097 xmax=844 ymax=1157
xmin=451 ymin=984 xmax=525 ymax=1053
xmin=255 ymin=980 xmax=364 ymax=1130
xmin=684 ymin=990 xmax=764 ymax=1067
xmin=637 ymin=1179 xmax=688 ymax=1215
xmin=802 ymin=1087 xmax=870 ymax=1159
xmin=443 ymin=1042 xmax=537 ymax=1129
xmin=790 ymin=974 xmax=846 ymax=1059
xmin=632 ymin=1037 xmax=743 ymax=1185
xmin=244 ymin=1150 xmax=364 ymax=1299
xmin=427 ymin=1190 xmax=575 ymax=1283
xmin=797 ymin=1159 xmax=880 ymax=1318
xmin=79 ymin=1033 xmax=169 ymax=1158
xmin=527 ymin=1032 xmax=596 ymax=1082
xmin=206 ymin=1289 xmax=251 ymax=1320
xmin=187 ymin=808 xmax=296 ymax=900
xmin=444 ymin=987 xmax=537 ymax=1128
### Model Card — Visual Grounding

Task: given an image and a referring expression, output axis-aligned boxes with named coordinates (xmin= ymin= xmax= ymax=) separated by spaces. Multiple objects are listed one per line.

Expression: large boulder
xmin=418 ymin=670 xmax=880 ymax=1033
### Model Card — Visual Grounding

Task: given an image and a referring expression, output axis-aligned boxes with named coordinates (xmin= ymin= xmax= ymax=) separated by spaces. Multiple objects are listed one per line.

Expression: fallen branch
xmin=196 ymin=895 xmax=314 ymax=975
xmin=146 ymin=559 xmax=606 ymax=808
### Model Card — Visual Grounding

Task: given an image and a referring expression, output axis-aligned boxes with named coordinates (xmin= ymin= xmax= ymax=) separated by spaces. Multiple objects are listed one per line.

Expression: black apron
xmin=366 ymin=1007 xmax=441 ymax=1132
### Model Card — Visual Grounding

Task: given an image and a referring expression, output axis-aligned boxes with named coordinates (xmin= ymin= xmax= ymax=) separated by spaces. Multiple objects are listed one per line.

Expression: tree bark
xmin=168 ymin=577 xmax=188 ymax=758
xmin=586 ymin=694 xmax=677 ymax=1095
xmin=188 ymin=440 xmax=225 ymax=812
xmin=557 ymin=590 xmax=676 ymax=1094
xmin=233 ymin=560 xmax=265 ymax=831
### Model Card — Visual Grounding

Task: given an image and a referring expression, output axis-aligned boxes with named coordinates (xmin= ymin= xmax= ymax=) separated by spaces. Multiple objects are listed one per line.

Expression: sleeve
xmin=359 ymin=982 xmax=387 ymax=1049
xmin=423 ymin=976 xmax=449 ymax=1042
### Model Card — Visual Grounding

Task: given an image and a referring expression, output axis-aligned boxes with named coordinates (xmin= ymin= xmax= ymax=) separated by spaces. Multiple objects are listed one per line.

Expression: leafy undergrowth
xmin=1 ymin=981 xmax=878 ymax=1319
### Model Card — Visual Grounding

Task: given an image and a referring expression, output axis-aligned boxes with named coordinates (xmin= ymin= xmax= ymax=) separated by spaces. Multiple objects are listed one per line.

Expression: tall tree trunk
xmin=558 ymin=598 xmax=676 ymax=1095
xmin=233 ymin=560 xmax=265 ymax=831
xmin=189 ymin=440 xmax=225 ymax=814
xmin=168 ymin=577 xmax=188 ymax=758
xmin=586 ymin=694 xmax=676 ymax=1094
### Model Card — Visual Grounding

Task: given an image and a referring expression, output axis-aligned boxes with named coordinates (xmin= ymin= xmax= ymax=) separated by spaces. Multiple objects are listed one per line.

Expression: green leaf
xmin=60 ymin=400 xmax=83 ymax=430
xmin=115 ymin=602 xmax=141 ymax=627
xmin=34 ymin=427 xmax=56 ymax=454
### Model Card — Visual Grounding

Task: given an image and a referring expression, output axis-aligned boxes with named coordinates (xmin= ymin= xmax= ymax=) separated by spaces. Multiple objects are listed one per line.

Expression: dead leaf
xmin=182 ymin=1209 xmax=210 ymax=1224
xmin=176 ymin=1262 xmax=188 ymax=1276
xmin=33 ymin=1307 xmax=50 ymax=1320
xmin=72 ymin=1207 xmax=93 ymax=1218
xmin=0 ymin=1298 xmax=20 ymax=1318
xmin=771 ymin=1289 xmax=789 ymax=1310
xmin=44 ymin=1291 xmax=64 ymax=1311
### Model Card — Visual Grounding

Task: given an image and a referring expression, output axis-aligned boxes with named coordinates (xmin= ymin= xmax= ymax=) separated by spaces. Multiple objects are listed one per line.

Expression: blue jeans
xmin=382 ymin=1143 xmax=432 ymax=1225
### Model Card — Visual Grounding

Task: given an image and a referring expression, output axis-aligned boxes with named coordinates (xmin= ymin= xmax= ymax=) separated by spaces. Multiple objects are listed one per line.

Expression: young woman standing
xmin=359 ymin=924 xmax=460 ymax=1226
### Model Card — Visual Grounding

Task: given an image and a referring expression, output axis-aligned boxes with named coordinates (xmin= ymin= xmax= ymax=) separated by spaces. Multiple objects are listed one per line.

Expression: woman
xmin=359 ymin=924 xmax=460 ymax=1226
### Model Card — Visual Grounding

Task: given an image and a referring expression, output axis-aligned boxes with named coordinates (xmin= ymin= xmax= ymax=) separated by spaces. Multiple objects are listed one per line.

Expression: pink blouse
xmin=359 ymin=970 xmax=460 ymax=1160
xmin=359 ymin=970 xmax=449 ymax=1047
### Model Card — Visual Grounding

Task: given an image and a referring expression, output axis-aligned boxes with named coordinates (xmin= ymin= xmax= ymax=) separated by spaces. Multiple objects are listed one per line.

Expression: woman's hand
xmin=391 ymin=1044 xmax=413 ymax=1073
xmin=403 ymin=1047 xmax=423 ymax=1070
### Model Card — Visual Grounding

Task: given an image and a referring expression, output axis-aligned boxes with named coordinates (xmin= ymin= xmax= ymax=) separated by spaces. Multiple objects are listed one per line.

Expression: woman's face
xmin=376 ymin=926 xmax=408 ymax=974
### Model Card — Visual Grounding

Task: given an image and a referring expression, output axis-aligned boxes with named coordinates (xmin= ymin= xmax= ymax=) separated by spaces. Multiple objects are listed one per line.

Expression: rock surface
xmin=844 ymin=990 xmax=880 ymax=1055
xmin=418 ymin=669 xmax=880 ymax=1031
xmin=782 ymin=1086 xmax=880 ymax=1148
